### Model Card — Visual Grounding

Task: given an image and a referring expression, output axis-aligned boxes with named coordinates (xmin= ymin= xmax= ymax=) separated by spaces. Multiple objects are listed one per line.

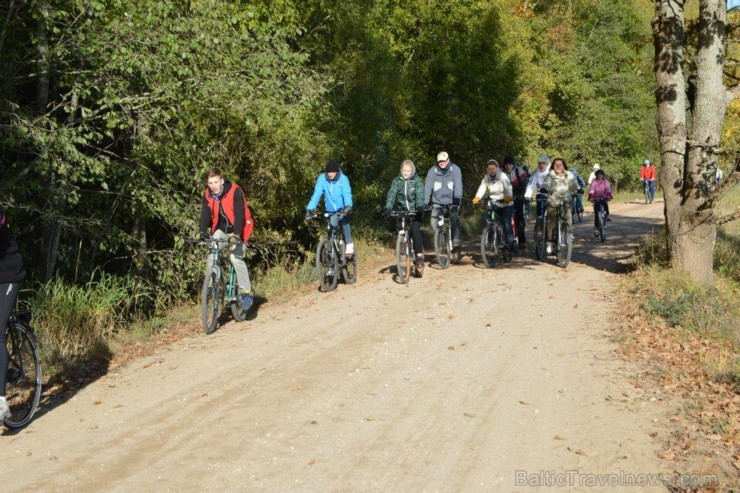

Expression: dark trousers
xmin=513 ymin=198 xmax=527 ymax=245
xmin=0 ymin=283 xmax=20 ymax=397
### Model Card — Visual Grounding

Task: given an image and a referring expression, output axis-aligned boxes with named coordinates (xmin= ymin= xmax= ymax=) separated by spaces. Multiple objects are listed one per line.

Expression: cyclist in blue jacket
xmin=306 ymin=160 xmax=355 ymax=257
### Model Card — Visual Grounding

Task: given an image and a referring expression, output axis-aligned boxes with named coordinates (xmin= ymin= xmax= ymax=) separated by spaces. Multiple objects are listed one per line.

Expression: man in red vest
xmin=199 ymin=168 xmax=254 ymax=311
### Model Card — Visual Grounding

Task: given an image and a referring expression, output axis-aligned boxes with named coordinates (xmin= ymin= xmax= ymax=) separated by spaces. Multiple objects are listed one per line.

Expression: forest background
xmin=0 ymin=0 xmax=737 ymax=369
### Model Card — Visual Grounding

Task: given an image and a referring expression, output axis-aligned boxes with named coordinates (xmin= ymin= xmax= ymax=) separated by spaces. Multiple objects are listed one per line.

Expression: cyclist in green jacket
xmin=385 ymin=160 xmax=426 ymax=273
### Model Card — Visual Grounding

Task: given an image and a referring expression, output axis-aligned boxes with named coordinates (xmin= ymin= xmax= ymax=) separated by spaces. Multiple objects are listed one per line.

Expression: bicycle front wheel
xmin=534 ymin=217 xmax=546 ymax=261
xmin=201 ymin=270 xmax=221 ymax=334
xmin=557 ymin=220 xmax=572 ymax=268
xmin=4 ymin=322 xmax=42 ymax=429
xmin=316 ymin=240 xmax=339 ymax=292
xmin=396 ymin=234 xmax=411 ymax=284
xmin=598 ymin=211 xmax=607 ymax=242
xmin=434 ymin=226 xmax=451 ymax=269
xmin=480 ymin=224 xmax=498 ymax=268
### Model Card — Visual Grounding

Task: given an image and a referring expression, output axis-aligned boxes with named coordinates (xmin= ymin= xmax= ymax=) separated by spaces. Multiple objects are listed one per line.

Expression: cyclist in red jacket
xmin=199 ymin=168 xmax=255 ymax=311
xmin=640 ymin=159 xmax=656 ymax=202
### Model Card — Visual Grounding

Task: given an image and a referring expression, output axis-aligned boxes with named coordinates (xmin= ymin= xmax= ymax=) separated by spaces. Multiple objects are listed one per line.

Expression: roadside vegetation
xmin=616 ymin=185 xmax=739 ymax=488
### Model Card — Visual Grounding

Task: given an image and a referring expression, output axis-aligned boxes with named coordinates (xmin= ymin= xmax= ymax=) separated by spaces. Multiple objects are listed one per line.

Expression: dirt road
xmin=2 ymin=201 xmax=673 ymax=492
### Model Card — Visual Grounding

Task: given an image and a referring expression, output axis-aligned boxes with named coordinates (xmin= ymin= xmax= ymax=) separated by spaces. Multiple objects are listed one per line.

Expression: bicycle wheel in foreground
xmin=396 ymin=235 xmax=411 ymax=284
xmin=557 ymin=220 xmax=572 ymax=268
xmin=434 ymin=227 xmax=451 ymax=269
xmin=4 ymin=322 xmax=42 ymax=429
xmin=201 ymin=270 xmax=220 ymax=334
xmin=480 ymin=224 xmax=498 ymax=268
xmin=316 ymin=240 xmax=339 ymax=292
xmin=598 ymin=211 xmax=607 ymax=243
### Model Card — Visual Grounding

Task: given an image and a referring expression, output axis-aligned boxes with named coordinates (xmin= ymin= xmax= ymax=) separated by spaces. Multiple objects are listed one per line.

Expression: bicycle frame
xmin=205 ymin=239 xmax=239 ymax=304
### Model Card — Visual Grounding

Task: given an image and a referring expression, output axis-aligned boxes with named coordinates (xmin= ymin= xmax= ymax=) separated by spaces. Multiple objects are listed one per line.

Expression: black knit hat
xmin=325 ymin=160 xmax=340 ymax=173
xmin=503 ymin=156 xmax=516 ymax=166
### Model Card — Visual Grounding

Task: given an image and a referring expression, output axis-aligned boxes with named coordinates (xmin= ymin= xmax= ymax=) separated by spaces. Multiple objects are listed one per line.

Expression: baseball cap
xmin=436 ymin=152 xmax=449 ymax=163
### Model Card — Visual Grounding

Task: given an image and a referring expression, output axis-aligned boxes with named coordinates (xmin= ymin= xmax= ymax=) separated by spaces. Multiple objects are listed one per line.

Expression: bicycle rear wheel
xmin=342 ymin=256 xmax=357 ymax=285
xmin=480 ymin=224 xmax=498 ymax=268
xmin=201 ymin=270 xmax=221 ymax=334
xmin=500 ymin=224 xmax=512 ymax=264
xmin=534 ymin=217 xmax=546 ymax=261
xmin=396 ymin=235 xmax=411 ymax=284
xmin=557 ymin=219 xmax=572 ymax=268
xmin=316 ymin=240 xmax=339 ymax=292
xmin=434 ymin=226 xmax=451 ymax=269
xmin=4 ymin=322 xmax=42 ymax=429
xmin=230 ymin=275 xmax=247 ymax=322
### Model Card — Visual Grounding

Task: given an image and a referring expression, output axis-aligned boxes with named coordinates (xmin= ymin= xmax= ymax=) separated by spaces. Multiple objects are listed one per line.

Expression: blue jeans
xmin=492 ymin=204 xmax=515 ymax=247
xmin=330 ymin=214 xmax=352 ymax=243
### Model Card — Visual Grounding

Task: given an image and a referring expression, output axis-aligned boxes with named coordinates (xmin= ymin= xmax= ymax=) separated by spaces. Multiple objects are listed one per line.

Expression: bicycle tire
xmin=201 ymin=270 xmax=220 ymax=334
xmin=316 ymin=239 xmax=339 ymax=292
xmin=396 ymin=235 xmax=411 ymax=284
xmin=434 ymin=226 xmax=451 ymax=269
xmin=4 ymin=322 xmax=42 ymax=429
xmin=534 ymin=217 xmax=546 ymax=261
xmin=230 ymin=276 xmax=248 ymax=322
xmin=480 ymin=223 xmax=498 ymax=268
xmin=557 ymin=219 xmax=572 ymax=268
xmin=598 ymin=210 xmax=607 ymax=242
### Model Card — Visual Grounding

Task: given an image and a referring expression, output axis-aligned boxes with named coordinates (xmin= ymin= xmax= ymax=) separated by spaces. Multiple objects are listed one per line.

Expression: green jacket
xmin=385 ymin=174 xmax=425 ymax=211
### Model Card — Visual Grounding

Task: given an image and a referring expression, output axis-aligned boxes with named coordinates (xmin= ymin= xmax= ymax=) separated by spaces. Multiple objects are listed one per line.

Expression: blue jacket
xmin=306 ymin=171 xmax=353 ymax=213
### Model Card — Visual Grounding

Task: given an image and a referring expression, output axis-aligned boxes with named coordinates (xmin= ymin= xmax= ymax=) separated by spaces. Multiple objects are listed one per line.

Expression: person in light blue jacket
xmin=306 ymin=160 xmax=355 ymax=257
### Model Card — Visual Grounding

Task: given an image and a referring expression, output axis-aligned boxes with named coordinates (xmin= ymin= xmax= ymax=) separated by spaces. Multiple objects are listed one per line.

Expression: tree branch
xmin=716 ymin=209 xmax=740 ymax=225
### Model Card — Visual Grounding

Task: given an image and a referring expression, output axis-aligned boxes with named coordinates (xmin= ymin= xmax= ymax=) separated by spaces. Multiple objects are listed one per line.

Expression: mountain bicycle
xmin=309 ymin=211 xmax=357 ymax=292
xmin=390 ymin=210 xmax=424 ymax=283
xmin=594 ymin=199 xmax=608 ymax=242
xmin=4 ymin=311 xmax=42 ymax=429
xmin=643 ymin=180 xmax=654 ymax=204
xmin=480 ymin=200 xmax=513 ymax=268
xmin=190 ymin=236 xmax=251 ymax=334
xmin=432 ymin=204 xmax=462 ymax=269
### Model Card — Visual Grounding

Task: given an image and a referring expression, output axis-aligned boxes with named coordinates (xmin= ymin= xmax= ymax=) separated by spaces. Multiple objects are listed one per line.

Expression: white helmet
xmin=592 ymin=163 xmax=600 ymax=171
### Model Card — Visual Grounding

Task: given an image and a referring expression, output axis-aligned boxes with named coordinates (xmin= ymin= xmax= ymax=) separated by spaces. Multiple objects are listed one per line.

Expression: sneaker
xmin=0 ymin=396 xmax=11 ymax=421
xmin=240 ymin=292 xmax=254 ymax=311
xmin=345 ymin=242 xmax=355 ymax=258
xmin=546 ymin=242 xmax=554 ymax=255
xmin=606 ymin=215 xmax=612 ymax=222
xmin=452 ymin=240 xmax=461 ymax=248
xmin=415 ymin=258 xmax=425 ymax=275
xmin=593 ymin=229 xmax=600 ymax=237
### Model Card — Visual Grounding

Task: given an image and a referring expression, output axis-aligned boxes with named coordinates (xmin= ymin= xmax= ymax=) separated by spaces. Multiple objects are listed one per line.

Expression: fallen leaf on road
xmin=308 ymin=458 xmax=316 ymax=465
xmin=554 ymin=435 xmax=567 ymax=441
xmin=519 ymin=400 xmax=530 ymax=406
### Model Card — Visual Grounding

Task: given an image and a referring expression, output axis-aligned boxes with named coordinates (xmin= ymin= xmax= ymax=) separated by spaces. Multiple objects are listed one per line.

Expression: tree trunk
xmin=652 ymin=0 xmax=732 ymax=287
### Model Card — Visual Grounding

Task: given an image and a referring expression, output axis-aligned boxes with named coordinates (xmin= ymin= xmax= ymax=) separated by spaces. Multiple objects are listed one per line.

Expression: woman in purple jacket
xmin=0 ymin=207 xmax=26 ymax=421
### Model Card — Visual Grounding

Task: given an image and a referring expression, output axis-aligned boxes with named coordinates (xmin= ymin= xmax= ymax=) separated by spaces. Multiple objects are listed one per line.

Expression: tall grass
xmin=31 ymin=272 xmax=153 ymax=375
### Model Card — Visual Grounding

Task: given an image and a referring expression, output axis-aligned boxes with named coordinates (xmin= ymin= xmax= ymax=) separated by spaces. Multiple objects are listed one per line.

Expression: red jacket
xmin=640 ymin=165 xmax=656 ymax=180
xmin=201 ymin=181 xmax=253 ymax=242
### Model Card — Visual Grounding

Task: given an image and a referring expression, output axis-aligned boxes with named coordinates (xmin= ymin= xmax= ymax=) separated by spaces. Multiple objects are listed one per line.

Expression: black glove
xmin=341 ymin=206 xmax=353 ymax=217
xmin=577 ymin=188 xmax=584 ymax=195
xmin=416 ymin=206 xmax=425 ymax=215
xmin=384 ymin=208 xmax=392 ymax=217
xmin=305 ymin=210 xmax=314 ymax=221
xmin=539 ymin=188 xmax=547 ymax=194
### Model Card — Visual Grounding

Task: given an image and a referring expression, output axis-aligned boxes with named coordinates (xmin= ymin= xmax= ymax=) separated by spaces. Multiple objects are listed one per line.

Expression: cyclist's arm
xmin=385 ymin=180 xmax=398 ymax=210
xmin=341 ymin=174 xmax=353 ymax=208
xmin=423 ymin=169 xmax=434 ymax=205
xmin=233 ymin=187 xmax=245 ymax=235
xmin=306 ymin=175 xmax=324 ymax=211
xmin=502 ymin=174 xmax=513 ymax=198
xmin=452 ymin=165 xmax=463 ymax=203
xmin=474 ymin=179 xmax=488 ymax=201
xmin=414 ymin=176 xmax=425 ymax=209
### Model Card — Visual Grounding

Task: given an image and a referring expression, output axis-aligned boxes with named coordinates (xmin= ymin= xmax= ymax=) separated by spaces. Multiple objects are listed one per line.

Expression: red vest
xmin=204 ymin=182 xmax=253 ymax=241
